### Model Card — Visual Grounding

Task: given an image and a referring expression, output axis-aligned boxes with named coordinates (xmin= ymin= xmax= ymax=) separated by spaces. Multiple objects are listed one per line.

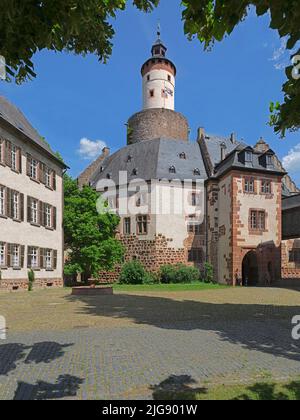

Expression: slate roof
xmin=0 ymin=96 xmax=67 ymax=167
xmin=90 ymin=138 xmax=208 ymax=189
xmin=212 ymin=145 xmax=286 ymax=178
xmin=282 ymin=193 xmax=300 ymax=211
xmin=203 ymin=134 xmax=247 ymax=167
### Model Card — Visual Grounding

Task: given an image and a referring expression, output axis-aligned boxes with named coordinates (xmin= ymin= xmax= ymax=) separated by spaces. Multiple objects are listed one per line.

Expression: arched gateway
xmin=242 ymin=251 xmax=259 ymax=287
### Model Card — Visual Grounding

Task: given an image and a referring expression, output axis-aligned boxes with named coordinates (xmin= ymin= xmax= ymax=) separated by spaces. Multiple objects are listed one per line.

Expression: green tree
xmin=1 ymin=1 xmax=299 ymax=135
xmin=0 ymin=0 xmax=158 ymax=83
xmin=181 ymin=0 xmax=300 ymax=136
xmin=64 ymin=174 xmax=124 ymax=282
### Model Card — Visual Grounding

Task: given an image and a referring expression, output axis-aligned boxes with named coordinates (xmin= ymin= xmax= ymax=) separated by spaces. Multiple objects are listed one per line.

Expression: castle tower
xmin=142 ymin=25 xmax=176 ymax=111
xmin=127 ymin=26 xmax=189 ymax=145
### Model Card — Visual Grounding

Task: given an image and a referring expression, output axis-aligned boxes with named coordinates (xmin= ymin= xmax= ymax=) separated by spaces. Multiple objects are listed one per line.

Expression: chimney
xmin=102 ymin=147 xmax=110 ymax=157
xmin=197 ymin=127 xmax=205 ymax=141
xmin=230 ymin=133 xmax=236 ymax=144
xmin=221 ymin=142 xmax=227 ymax=161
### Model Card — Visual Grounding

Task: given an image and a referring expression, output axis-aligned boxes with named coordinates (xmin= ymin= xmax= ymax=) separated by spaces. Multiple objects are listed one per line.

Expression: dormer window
xmin=194 ymin=168 xmax=201 ymax=176
xmin=179 ymin=152 xmax=186 ymax=160
xmin=127 ymin=155 xmax=132 ymax=163
xmin=169 ymin=166 xmax=176 ymax=174
xmin=106 ymin=173 xmax=111 ymax=180
xmin=266 ymin=154 xmax=273 ymax=167
xmin=245 ymin=151 xmax=253 ymax=163
xmin=132 ymin=168 xmax=138 ymax=176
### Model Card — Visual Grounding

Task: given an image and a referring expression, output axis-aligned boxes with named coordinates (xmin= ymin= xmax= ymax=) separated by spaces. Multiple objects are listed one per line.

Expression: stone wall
xmin=281 ymin=239 xmax=300 ymax=281
xmin=127 ymin=109 xmax=189 ymax=144
xmin=97 ymin=233 xmax=203 ymax=283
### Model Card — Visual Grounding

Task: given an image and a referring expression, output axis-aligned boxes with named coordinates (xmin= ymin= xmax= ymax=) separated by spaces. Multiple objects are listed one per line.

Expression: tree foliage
xmin=1 ymin=0 xmax=299 ymax=135
xmin=181 ymin=0 xmax=300 ymax=135
xmin=63 ymin=174 xmax=124 ymax=281
xmin=0 ymin=0 xmax=158 ymax=83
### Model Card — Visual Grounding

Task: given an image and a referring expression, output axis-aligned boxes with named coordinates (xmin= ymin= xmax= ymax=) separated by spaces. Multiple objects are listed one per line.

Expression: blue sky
xmin=0 ymin=3 xmax=299 ymax=185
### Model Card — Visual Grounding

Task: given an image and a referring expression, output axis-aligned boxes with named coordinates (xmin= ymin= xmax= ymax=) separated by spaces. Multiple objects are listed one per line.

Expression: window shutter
xmin=17 ymin=147 xmax=22 ymax=173
xmin=7 ymin=244 xmax=12 ymax=268
xmin=38 ymin=201 xmax=43 ymax=226
xmin=21 ymin=245 xmax=25 ymax=268
xmin=53 ymin=250 xmax=57 ymax=270
xmin=40 ymin=248 xmax=44 ymax=269
xmin=27 ymin=247 xmax=31 ymax=268
xmin=27 ymin=197 xmax=31 ymax=223
xmin=20 ymin=194 xmax=24 ymax=221
xmin=6 ymin=188 xmax=11 ymax=218
xmin=5 ymin=141 xmax=12 ymax=167
xmin=39 ymin=162 xmax=45 ymax=184
xmin=26 ymin=155 xmax=31 ymax=176
xmin=53 ymin=207 xmax=57 ymax=230
xmin=52 ymin=171 xmax=56 ymax=190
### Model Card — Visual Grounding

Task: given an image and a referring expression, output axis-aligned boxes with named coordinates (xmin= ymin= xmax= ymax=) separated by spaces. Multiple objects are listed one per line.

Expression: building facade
xmin=0 ymin=96 xmax=66 ymax=291
xmin=78 ymin=31 xmax=300 ymax=286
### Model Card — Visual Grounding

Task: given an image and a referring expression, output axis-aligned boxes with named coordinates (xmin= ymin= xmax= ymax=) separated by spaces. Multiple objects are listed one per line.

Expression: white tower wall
xmin=143 ymin=69 xmax=175 ymax=110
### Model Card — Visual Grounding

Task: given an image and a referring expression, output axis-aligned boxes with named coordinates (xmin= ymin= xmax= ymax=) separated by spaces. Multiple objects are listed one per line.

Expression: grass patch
xmin=114 ymin=283 xmax=227 ymax=292
xmin=152 ymin=376 xmax=300 ymax=400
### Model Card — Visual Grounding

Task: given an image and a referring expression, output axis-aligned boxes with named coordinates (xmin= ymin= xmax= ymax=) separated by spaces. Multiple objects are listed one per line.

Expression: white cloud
xmin=270 ymin=38 xmax=289 ymax=71
xmin=77 ymin=138 xmax=107 ymax=160
xmin=282 ymin=144 xmax=300 ymax=172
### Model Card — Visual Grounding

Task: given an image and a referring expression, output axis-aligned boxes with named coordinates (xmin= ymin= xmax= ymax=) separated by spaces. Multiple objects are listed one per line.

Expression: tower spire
xmin=157 ymin=22 xmax=161 ymax=39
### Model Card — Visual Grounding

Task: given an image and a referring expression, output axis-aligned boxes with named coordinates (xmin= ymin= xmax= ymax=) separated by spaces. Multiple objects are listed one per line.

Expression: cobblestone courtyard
xmin=0 ymin=287 xmax=300 ymax=400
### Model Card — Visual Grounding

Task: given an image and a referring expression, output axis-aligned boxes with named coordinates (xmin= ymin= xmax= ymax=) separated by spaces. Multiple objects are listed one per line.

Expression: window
xmin=194 ymin=168 xmax=201 ymax=176
xmin=45 ymin=249 xmax=53 ymax=270
xmin=0 ymin=186 xmax=5 ymax=216
xmin=191 ymin=193 xmax=200 ymax=207
xmin=11 ymin=145 xmax=17 ymax=171
xmin=0 ymin=243 xmax=5 ymax=267
xmin=45 ymin=204 xmax=52 ymax=228
xmin=29 ymin=157 xmax=38 ymax=180
xmin=266 ymin=155 xmax=273 ymax=166
xmin=188 ymin=249 xmax=204 ymax=263
xmin=149 ymin=89 xmax=155 ymax=98
xmin=245 ymin=178 xmax=255 ymax=193
xmin=31 ymin=199 xmax=38 ymax=225
xmin=137 ymin=215 xmax=148 ymax=235
xmin=124 ymin=218 xmax=131 ymax=235
xmin=169 ymin=166 xmax=176 ymax=174
xmin=261 ymin=180 xmax=272 ymax=194
xmin=147 ymin=75 xmax=150 ymax=81
xmin=250 ymin=210 xmax=266 ymax=231
xmin=179 ymin=152 xmax=186 ymax=160
xmin=12 ymin=245 xmax=20 ymax=268
xmin=28 ymin=247 xmax=38 ymax=269
xmin=245 ymin=151 xmax=253 ymax=163
xmin=12 ymin=191 xmax=19 ymax=220
xmin=168 ymin=75 xmax=171 ymax=82
xmin=289 ymin=249 xmax=300 ymax=263
xmin=45 ymin=167 xmax=52 ymax=188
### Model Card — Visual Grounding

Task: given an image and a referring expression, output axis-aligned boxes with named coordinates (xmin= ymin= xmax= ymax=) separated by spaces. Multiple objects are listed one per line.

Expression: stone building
xmin=0 ymin=96 xmax=67 ymax=291
xmin=78 ymin=30 xmax=300 ymax=286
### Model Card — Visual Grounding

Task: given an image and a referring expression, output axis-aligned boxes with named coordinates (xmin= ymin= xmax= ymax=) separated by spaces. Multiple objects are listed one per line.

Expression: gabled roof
xmin=90 ymin=138 xmax=208 ymax=189
xmin=0 ymin=96 xmax=67 ymax=168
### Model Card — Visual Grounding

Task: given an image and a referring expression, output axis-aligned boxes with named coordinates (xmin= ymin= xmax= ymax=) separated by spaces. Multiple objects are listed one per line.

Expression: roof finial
xmin=157 ymin=21 xmax=161 ymax=39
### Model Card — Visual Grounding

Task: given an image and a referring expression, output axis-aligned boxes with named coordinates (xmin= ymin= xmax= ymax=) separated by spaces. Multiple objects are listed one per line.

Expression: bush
xmin=203 ymin=262 xmax=214 ymax=284
xmin=119 ymin=261 xmax=147 ymax=285
xmin=28 ymin=269 xmax=35 ymax=292
xmin=159 ymin=264 xmax=200 ymax=284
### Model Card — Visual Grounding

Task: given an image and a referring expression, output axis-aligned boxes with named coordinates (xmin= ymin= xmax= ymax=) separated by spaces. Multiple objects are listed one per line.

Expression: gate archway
xmin=242 ymin=251 xmax=259 ymax=287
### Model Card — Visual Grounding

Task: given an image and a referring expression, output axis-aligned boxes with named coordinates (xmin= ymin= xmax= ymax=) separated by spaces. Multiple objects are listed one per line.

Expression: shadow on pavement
xmin=67 ymin=293 xmax=300 ymax=362
xmin=14 ymin=374 xmax=83 ymax=400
